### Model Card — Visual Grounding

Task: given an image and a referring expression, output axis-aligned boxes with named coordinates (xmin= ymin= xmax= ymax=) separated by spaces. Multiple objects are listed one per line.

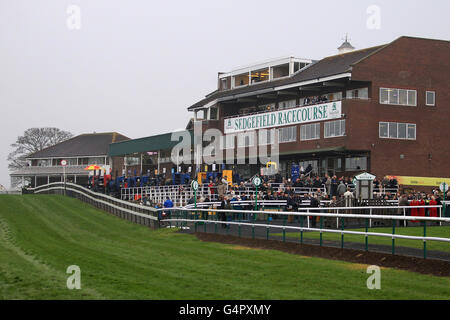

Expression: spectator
xmin=337 ymin=180 xmax=347 ymax=198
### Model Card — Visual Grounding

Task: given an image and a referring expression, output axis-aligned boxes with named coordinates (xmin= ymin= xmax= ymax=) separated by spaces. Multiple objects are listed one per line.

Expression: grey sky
xmin=1 ymin=0 xmax=449 ymax=188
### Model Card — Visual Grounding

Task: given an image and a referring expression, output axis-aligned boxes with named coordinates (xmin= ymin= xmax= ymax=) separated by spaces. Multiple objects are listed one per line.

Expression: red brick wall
xmin=350 ymin=37 xmax=450 ymax=178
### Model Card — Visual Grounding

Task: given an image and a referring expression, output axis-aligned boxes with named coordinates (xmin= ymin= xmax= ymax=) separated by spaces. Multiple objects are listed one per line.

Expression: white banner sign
xmin=224 ymin=101 xmax=342 ymax=134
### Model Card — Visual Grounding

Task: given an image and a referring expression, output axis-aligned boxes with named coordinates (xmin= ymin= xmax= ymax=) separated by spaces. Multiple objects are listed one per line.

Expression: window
xmin=379 ymin=122 xmax=416 ymax=140
xmin=379 ymin=122 xmax=388 ymax=138
xmin=220 ymin=78 xmax=227 ymax=90
xmin=345 ymin=157 xmax=367 ymax=171
xmin=258 ymin=129 xmax=275 ymax=145
xmin=324 ymin=120 xmax=345 ymax=138
xmin=237 ymin=132 xmax=256 ymax=147
xmin=278 ymin=126 xmax=297 ymax=143
xmin=125 ymin=156 xmax=140 ymax=166
xmin=328 ymin=91 xmax=343 ymax=101
xmin=278 ymin=99 xmax=296 ymax=110
xmin=300 ymin=123 xmax=320 ymax=141
xmin=37 ymin=159 xmax=52 ymax=167
xmin=407 ymin=124 xmax=416 ymax=140
xmin=209 ymin=107 xmax=218 ymax=120
xmin=426 ymin=91 xmax=435 ymax=106
xmin=379 ymin=88 xmax=417 ymax=106
xmin=346 ymin=87 xmax=368 ymax=99
xmin=258 ymin=103 xmax=275 ymax=112
xmin=221 ymin=134 xmax=235 ymax=149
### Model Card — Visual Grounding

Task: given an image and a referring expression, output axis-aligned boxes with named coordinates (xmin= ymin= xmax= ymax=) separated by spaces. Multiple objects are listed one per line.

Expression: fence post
xmin=300 ymin=215 xmax=304 ymax=244
xmin=392 ymin=219 xmax=396 ymax=255
xmin=340 ymin=217 xmax=344 ymax=249
xmin=319 ymin=216 xmax=323 ymax=246
xmin=365 ymin=218 xmax=369 ymax=252
xmin=423 ymin=220 xmax=427 ymax=259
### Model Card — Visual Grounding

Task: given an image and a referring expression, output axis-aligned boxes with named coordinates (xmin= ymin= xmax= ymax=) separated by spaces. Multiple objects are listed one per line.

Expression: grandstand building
xmin=109 ymin=36 xmax=450 ymax=185
xmin=10 ymin=132 xmax=129 ymax=187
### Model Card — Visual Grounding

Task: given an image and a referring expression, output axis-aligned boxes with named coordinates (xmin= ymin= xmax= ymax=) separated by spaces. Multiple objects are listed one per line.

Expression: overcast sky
xmin=0 ymin=0 xmax=449 ymax=188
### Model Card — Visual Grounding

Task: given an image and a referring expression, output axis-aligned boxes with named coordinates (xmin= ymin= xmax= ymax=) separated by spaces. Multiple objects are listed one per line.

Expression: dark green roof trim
xmin=278 ymin=146 xmax=347 ymax=156
xmin=109 ymin=131 xmax=193 ymax=157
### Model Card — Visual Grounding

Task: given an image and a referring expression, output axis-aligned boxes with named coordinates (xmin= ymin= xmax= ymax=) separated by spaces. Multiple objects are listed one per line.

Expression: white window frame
xmin=426 ymin=91 xmax=436 ymax=106
xmin=237 ymin=131 xmax=256 ymax=148
xmin=221 ymin=134 xmax=235 ymax=150
xmin=324 ymin=120 xmax=345 ymax=138
xmin=278 ymin=126 xmax=297 ymax=143
xmin=278 ymin=99 xmax=297 ymax=110
xmin=379 ymin=88 xmax=417 ymax=106
xmin=379 ymin=122 xmax=416 ymax=140
xmin=258 ymin=129 xmax=275 ymax=146
xmin=300 ymin=123 xmax=320 ymax=141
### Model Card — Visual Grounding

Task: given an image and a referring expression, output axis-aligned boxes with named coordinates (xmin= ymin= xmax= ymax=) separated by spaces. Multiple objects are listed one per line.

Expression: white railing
xmin=120 ymin=183 xmax=327 ymax=205
xmin=29 ymin=182 xmax=159 ymax=223
xmin=160 ymin=205 xmax=450 ymax=258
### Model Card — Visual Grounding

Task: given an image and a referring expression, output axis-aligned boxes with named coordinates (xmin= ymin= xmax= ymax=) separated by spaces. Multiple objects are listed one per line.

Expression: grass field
xmin=274 ymin=226 xmax=450 ymax=252
xmin=0 ymin=194 xmax=449 ymax=300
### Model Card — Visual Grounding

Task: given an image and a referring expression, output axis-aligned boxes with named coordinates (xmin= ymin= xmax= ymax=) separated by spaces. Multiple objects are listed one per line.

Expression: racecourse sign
xmin=224 ymin=101 xmax=342 ymax=134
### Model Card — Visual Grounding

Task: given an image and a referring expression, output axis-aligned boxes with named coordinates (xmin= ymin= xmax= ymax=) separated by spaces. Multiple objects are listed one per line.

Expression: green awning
xmin=109 ymin=131 xmax=193 ymax=157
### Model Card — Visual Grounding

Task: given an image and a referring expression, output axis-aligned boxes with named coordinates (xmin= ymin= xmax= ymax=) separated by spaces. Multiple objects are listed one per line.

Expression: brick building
xmin=108 ymin=36 xmax=449 ymax=187
xmin=186 ymin=36 xmax=450 ymax=182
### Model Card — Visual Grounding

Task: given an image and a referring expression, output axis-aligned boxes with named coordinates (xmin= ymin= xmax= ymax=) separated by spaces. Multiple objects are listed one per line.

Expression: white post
xmin=369 ymin=208 xmax=372 ymax=228
xmin=307 ymin=208 xmax=310 ymax=228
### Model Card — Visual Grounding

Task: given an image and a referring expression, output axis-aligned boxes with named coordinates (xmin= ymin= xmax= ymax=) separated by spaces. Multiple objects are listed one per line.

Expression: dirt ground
xmin=195 ymin=232 xmax=450 ymax=277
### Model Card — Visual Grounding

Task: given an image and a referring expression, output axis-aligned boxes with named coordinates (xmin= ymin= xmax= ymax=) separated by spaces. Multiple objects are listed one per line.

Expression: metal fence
xmin=27 ymin=182 xmax=449 ymax=259
xmin=159 ymin=206 xmax=450 ymax=259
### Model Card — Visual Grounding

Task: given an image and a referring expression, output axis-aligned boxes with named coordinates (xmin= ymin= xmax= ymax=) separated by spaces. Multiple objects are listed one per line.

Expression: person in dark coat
xmin=309 ymin=194 xmax=320 ymax=227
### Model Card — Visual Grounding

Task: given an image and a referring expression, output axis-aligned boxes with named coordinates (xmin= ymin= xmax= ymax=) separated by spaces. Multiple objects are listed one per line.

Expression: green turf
xmin=0 ymin=195 xmax=449 ymax=300
xmin=274 ymin=225 xmax=450 ymax=252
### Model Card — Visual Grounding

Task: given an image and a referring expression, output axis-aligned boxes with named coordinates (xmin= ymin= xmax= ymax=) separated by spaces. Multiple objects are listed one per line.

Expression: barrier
xmin=30 ymin=182 xmax=159 ymax=227
xmin=120 ymin=183 xmax=327 ymax=205
xmin=160 ymin=206 xmax=450 ymax=259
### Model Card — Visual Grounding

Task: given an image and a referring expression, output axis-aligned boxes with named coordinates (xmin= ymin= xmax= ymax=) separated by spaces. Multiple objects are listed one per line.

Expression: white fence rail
xmin=160 ymin=206 xmax=450 ymax=258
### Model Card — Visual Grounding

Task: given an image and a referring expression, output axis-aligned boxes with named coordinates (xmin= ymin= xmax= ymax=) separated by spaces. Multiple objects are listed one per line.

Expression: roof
xmin=338 ymin=41 xmax=355 ymax=50
xmin=27 ymin=132 xmax=130 ymax=159
xmin=109 ymin=131 xmax=194 ymax=157
xmin=187 ymin=44 xmax=386 ymax=110
xmin=10 ymin=166 xmax=88 ymax=176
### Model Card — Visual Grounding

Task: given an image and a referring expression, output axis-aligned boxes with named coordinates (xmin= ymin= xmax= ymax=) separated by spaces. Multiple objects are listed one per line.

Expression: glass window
xmin=278 ymin=126 xmax=297 ymax=143
xmin=398 ymin=123 xmax=407 ymax=139
xmin=237 ymin=132 xmax=255 ymax=147
xmin=388 ymin=122 xmax=397 ymax=138
xmin=258 ymin=103 xmax=275 ymax=112
xmin=407 ymin=90 xmax=416 ymax=106
xmin=258 ymin=129 xmax=275 ymax=145
xmin=347 ymin=88 xmax=368 ymax=99
xmin=380 ymin=88 xmax=389 ymax=104
xmin=345 ymin=157 xmax=367 ymax=171
xmin=379 ymin=122 xmax=388 ymax=138
xmin=426 ymin=91 xmax=435 ymax=106
xmin=221 ymin=134 xmax=235 ymax=149
xmin=209 ymin=107 xmax=218 ymax=120
xmin=324 ymin=120 xmax=345 ymax=138
xmin=380 ymin=87 xmax=416 ymax=106
xmin=389 ymin=89 xmax=399 ymax=105
xmin=300 ymin=123 xmax=320 ymax=141
xmin=278 ymin=99 xmax=296 ymax=110
xmin=399 ymin=89 xmax=408 ymax=105
xmin=407 ymin=124 xmax=416 ymax=140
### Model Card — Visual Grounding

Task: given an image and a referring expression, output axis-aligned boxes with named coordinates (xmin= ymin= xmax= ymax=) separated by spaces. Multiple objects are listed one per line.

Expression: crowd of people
xmin=137 ymin=173 xmax=448 ymax=227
